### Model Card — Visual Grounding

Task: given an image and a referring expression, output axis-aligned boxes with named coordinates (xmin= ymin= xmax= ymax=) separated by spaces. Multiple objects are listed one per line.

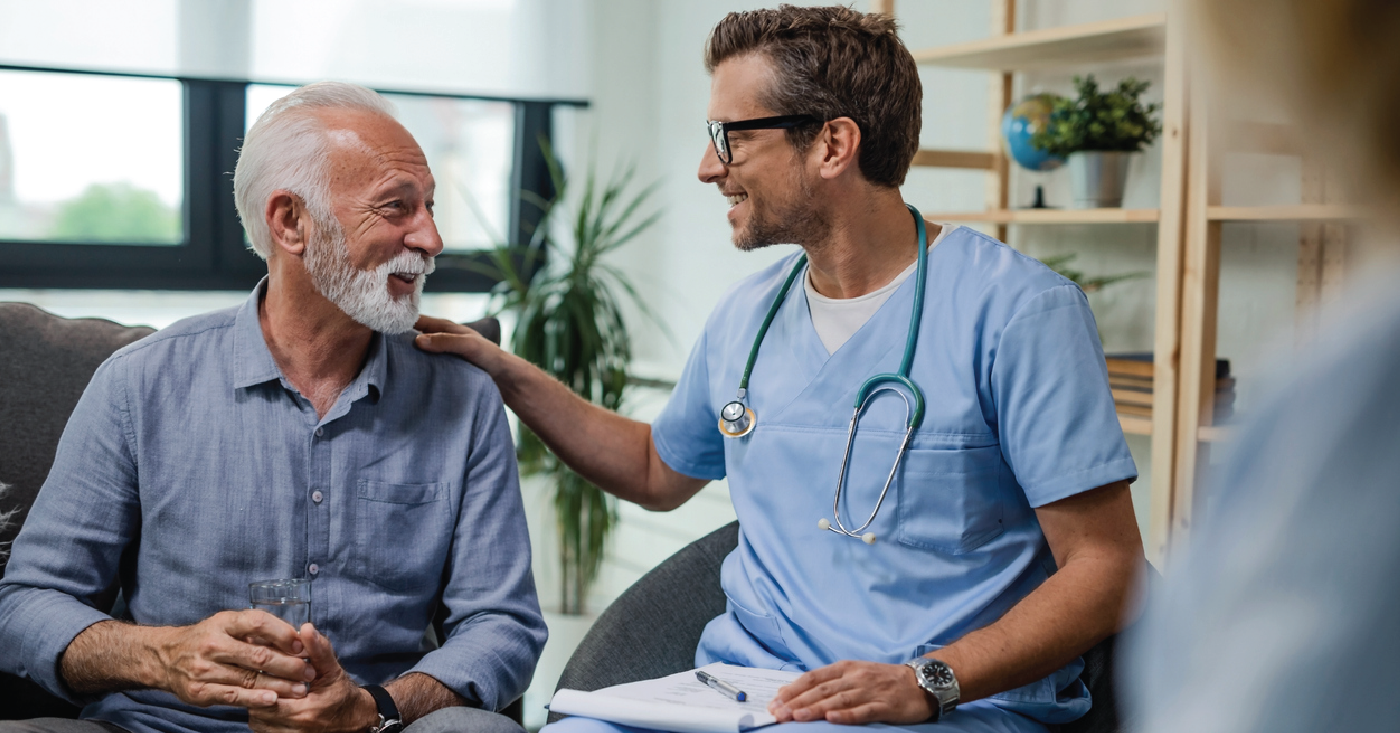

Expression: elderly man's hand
xmin=767 ymin=660 xmax=934 ymax=725
xmin=414 ymin=316 xmax=504 ymax=373
xmin=248 ymin=625 xmax=378 ymax=733
xmin=155 ymin=610 xmax=312 ymax=709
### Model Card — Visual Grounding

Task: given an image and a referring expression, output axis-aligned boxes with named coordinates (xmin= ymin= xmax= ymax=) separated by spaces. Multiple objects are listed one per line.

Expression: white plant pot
xmin=1067 ymin=151 xmax=1134 ymax=209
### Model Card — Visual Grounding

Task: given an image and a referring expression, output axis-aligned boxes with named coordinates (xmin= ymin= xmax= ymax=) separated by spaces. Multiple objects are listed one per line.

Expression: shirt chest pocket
xmin=892 ymin=445 xmax=1006 ymax=554
xmin=352 ymin=480 xmax=454 ymax=592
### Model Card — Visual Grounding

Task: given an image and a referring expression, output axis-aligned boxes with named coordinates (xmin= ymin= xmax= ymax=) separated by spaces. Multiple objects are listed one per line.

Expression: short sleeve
xmin=991 ymin=284 xmax=1137 ymax=507
xmin=651 ymin=329 xmax=727 ymax=481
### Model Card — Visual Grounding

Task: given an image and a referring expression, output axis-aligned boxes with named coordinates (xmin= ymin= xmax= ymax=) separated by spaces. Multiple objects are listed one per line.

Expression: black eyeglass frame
xmin=706 ymin=114 xmax=822 ymax=164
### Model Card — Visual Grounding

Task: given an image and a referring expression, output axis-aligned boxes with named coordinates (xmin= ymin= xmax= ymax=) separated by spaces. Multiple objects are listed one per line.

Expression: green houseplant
xmin=1032 ymin=75 xmax=1162 ymax=208
xmin=474 ymin=146 xmax=661 ymax=615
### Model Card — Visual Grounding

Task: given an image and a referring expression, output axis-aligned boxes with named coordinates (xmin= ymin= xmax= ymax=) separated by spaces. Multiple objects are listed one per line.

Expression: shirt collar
xmin=232 ymin=277 xmax=388 ymax=405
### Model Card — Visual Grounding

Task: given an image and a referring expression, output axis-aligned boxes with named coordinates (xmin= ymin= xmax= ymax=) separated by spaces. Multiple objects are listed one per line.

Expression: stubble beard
xmin=731 ymin=165 xmax=829 ymax=252
xmin=303 ymin=217 xmax=436 ymax=334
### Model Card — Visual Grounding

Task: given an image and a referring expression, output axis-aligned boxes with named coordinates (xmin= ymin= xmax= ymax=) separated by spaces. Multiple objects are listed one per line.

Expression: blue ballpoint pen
xmin=696 ymin=670 xmax=748 ymax=702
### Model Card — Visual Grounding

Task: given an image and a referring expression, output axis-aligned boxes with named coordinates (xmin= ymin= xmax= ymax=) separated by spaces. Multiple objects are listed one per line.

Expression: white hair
xmin=234 ymin=82 xmax=398 ymax=260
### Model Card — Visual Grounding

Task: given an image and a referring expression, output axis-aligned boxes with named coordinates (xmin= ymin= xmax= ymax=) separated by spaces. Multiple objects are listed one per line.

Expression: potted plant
xmin=1032 ymin=75 xmax=1162 ymax=208
xmin=473 ymin=145 xmax=661 ymax=615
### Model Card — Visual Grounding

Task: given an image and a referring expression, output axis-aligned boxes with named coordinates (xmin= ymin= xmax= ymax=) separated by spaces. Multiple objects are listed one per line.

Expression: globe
xmin=1001 ymin=94 xmax=1066 ymax=172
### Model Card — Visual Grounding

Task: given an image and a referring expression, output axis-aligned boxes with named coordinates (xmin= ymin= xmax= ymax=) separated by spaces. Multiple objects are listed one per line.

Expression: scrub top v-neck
xmin=651 ymin=225 xmax=1137 ymax=725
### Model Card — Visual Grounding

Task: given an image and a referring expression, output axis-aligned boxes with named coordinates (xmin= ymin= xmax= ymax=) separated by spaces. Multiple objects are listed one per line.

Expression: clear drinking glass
xmin=248 ymin=578 xmax=311 ymax=629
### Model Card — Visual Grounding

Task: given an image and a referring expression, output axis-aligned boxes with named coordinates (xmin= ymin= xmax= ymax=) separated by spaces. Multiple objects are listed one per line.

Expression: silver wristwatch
xmin=905 ymin=657 xmax=960 ymax=721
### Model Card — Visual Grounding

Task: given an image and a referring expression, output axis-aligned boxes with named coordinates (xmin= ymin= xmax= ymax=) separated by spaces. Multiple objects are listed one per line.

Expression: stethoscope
xmin=718 ymin=205 xmax=928 ymax=544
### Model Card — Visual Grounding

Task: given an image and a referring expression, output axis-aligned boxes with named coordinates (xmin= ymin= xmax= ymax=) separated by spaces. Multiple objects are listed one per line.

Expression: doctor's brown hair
xmin=704 ymin=4 xmax=922 ymax=189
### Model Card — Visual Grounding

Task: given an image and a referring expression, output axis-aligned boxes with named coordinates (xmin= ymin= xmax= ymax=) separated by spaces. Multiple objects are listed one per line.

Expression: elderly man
xmin=0 ymin=83 xmax=545 ymax=733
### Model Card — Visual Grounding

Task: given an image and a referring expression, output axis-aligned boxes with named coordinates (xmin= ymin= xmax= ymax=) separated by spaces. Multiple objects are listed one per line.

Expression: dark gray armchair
xmin=0 ymin=303 xmax=509 ymax=720
xmin=553 ymin=521 xmax=1133 ymax=733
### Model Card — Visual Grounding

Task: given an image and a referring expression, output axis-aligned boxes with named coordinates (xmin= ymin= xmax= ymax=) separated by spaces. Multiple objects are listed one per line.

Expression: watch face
xmin=929 ymin=663 xmax=956 ymax=689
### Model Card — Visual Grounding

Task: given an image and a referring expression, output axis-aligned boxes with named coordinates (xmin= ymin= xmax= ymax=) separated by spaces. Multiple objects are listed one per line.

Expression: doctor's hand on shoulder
xmin=768 ymin=660 xmax=934 ymax=725
xmin=413 ymin=316 xmax=506 ymax=373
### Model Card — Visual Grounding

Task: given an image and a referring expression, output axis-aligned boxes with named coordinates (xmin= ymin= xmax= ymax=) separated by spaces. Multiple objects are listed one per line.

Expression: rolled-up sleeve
xmin=0 ymin=356 xmax=137 ymax=704
xmin=407 ymin=381 xmax=547 ymax=711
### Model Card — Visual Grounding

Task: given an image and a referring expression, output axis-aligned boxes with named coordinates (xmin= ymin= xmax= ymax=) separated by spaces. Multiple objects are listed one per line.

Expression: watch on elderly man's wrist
xmin=904 ymin=657 xmax=960 ymax=721
xmin=364 ymin=685 xmax=405 ymax=733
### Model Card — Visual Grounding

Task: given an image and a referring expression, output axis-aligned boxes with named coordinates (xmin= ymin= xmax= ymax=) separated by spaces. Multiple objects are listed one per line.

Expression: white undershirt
xmin=804 ymin=224 xmax=956 ymax=355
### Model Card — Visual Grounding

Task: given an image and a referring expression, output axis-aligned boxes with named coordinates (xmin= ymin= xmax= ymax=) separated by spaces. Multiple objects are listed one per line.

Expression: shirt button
xmin=311 ymin=490 xmax=323 ymax=504
xmin=315 ymin=427 xmax=324 ymax=437
xmin=308 ymin=564 xmax=320 ymax=576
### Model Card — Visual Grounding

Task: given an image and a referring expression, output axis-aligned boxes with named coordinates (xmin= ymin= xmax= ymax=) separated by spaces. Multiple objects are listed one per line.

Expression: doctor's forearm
xmin=927 ymin=549 xmax=1136 ymax=702
xmin=486 ymin=349 xmax=702 ymax=509
xmin=928 ymin=482 xmax=1142 ymax=701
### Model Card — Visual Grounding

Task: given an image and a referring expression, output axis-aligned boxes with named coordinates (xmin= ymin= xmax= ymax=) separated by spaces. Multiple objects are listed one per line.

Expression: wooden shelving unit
xmin=911 ymin=13 xmax=1167 ymax=70
xmin=1207 ymin=205 xmax=1370 ymax=222
xmin=888 ymin=1 xmax=1189 ymax=564
xmin=930 ymin=208 xmax=1161 ymax=225
xmin=890 ymin=0 xmax=1377 ymax=567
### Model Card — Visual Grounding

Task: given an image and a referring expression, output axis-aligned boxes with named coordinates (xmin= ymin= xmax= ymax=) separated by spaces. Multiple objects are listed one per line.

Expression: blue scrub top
xmin=651 ymin=226 xmax=1137 ymax=725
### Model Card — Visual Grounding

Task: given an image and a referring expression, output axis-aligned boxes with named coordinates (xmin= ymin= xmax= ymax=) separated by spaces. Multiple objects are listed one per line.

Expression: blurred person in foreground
xmin=1126 ymin=2 xmax=1400 ymax=731
xmin=0 ymin=82 xmax=545 ymax=733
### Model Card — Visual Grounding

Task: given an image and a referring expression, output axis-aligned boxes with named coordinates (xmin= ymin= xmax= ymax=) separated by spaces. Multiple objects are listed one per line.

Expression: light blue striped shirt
xmin=0 ymin=281 xmax=546 ymax=733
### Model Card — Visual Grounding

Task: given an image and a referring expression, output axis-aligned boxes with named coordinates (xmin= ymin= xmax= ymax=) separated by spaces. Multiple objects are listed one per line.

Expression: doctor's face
xmin=699 ymin=54 xmax=826 ymax=251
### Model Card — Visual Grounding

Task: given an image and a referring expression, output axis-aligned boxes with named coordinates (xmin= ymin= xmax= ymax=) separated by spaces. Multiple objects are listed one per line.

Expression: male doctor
xmin=417 ymin=6 xmax=1143 ymax=732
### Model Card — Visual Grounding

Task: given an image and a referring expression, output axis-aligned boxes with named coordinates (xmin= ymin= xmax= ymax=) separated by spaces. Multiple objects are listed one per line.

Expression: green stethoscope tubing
xmin=720 ymin=204 xmax=929 ymax=543
xmin=731 ymin=203 xmax=927 ymax=428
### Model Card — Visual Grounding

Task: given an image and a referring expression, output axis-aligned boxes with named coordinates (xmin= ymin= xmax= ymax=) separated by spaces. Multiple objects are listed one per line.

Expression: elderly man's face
xmin=304 ymin=109 xmax=443 ymax=333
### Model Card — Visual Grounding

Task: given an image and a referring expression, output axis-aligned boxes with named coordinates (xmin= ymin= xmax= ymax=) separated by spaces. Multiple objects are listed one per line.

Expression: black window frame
xmin=0 ymin=63 xmax=587 ymax=292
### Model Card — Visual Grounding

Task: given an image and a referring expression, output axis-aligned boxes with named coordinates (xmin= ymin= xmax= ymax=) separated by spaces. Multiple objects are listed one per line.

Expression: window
xmin=0 ymin=65 xmax=583 ymax=291
xmin=0 ymin=70 xmax=184 ymax=244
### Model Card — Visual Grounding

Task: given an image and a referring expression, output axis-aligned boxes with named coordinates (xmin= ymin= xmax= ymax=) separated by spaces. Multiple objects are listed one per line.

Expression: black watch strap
xmin=363 ymin=685 xmax=403 ymax=733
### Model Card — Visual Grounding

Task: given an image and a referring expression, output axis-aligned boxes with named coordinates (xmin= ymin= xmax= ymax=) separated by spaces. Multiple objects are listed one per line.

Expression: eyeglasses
xmin=706 ymin=115 xmax=821 ymax=165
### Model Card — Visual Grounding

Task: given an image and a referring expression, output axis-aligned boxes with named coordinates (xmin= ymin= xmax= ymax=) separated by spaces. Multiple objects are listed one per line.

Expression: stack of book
xmin=1105 ymin=352 xmax=1235 ymax=422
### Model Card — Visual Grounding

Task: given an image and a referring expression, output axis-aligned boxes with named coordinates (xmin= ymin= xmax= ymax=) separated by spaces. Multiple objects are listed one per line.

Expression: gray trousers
xmin=0 ymin=708 xmax=524 ymax=733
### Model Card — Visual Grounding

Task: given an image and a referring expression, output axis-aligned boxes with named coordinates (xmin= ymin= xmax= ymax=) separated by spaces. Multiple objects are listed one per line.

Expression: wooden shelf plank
xmin=1119 ymin=413 xmax=1153 ymax=436
xmin=912 ymin=148 xmax=1001 ymax=170
xmin=1208 ymin=205 xmax=1369 ymax=222
xmin=912 ymin=13 xmax=1166 ymax=71
xmin=1197 ymin=424 xmax=1234 ymax=443
xmin=930 ymin=208 xmax=1160 ymax=224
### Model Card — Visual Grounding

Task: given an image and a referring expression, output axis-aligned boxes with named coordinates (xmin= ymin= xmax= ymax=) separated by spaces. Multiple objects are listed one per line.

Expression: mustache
xmin=380 ymin=251 xmax=436 ymax=276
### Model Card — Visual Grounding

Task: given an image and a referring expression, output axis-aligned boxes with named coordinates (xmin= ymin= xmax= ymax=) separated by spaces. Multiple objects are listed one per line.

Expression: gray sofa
xmin=0 ymin=303 xmax=155 ymax=718
xmin=0 ymin=302 xmax=506 ymax=720
xmin=552 ymin=525 xmax=1135 ymax=733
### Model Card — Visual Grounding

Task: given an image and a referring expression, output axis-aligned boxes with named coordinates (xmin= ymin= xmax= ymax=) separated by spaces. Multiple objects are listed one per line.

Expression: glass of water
xmin=248 ymin=578 xmax=311 ymax=629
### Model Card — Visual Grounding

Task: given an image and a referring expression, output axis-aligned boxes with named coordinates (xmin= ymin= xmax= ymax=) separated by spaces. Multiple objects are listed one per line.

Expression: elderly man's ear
xmin=266 ymin=191 xmax=313 ymax=258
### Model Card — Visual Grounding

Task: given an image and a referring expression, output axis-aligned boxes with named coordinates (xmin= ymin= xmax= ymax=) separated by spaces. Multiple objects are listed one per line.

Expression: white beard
xmin=304 ymin=222 xmax=435 ymax=334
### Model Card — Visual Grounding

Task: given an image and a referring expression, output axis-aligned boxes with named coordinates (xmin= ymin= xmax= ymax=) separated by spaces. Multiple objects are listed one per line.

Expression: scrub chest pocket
xmin=893 ymin=445 xmax=1006 ymax=553
xmin=353 ymin=479 xmax=453 ymax=591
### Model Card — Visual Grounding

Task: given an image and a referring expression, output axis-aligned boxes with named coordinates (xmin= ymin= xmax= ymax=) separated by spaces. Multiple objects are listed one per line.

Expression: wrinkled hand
xmin=768 ymin=660 xmax=933 ymax=725
xmin=248 ymin=624 xmax=377 ymax=733
xmin=413 ymin=316 xmax=500 ymax=370
xmin=155 ymin=609 xmax=311 ymax=709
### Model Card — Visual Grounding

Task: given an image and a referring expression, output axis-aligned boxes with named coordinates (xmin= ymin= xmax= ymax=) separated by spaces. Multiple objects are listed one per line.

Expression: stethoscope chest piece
xmin=718 ymin=399 xmax=756 ymax=438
